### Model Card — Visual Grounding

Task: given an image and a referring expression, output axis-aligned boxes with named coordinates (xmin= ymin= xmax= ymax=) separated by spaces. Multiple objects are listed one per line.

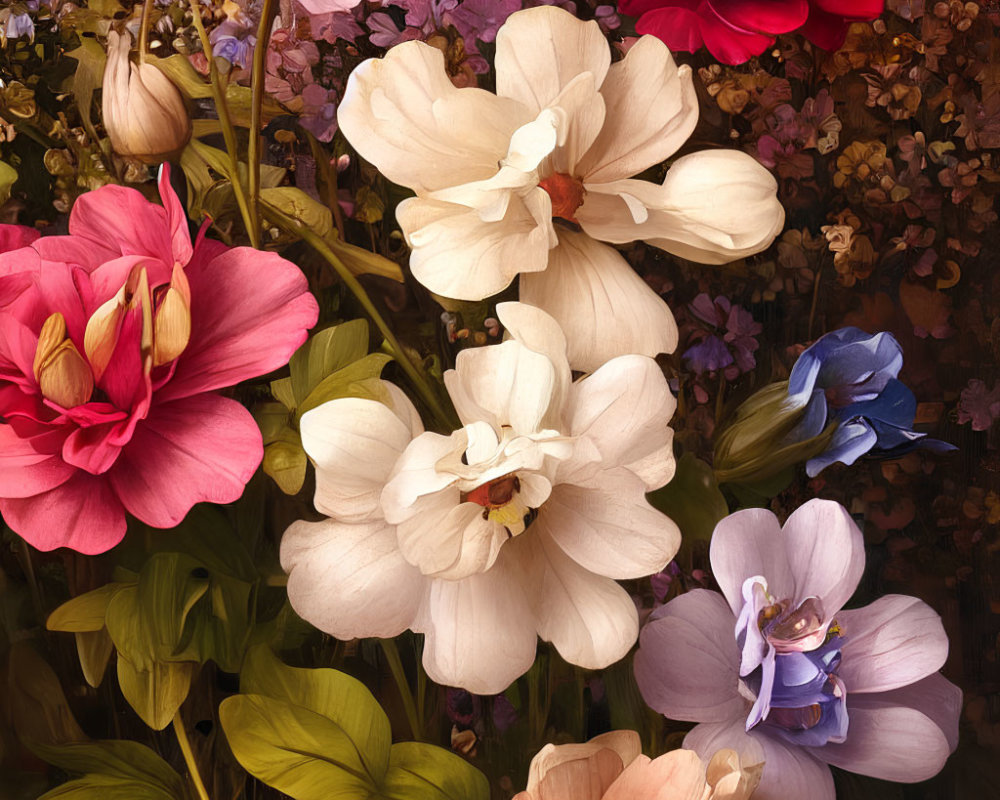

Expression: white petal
xmin=684 ymin=723 xmax=834 ymax=800
xmin=809 ymin=675 xmax=962 ymax=782
xmin=381 ymin=431 xmax=461 ymax=524
xmin=445 ymin=339 xmax=557 ymax=434
xmin=543 ymin=72 xmax=606 ymax=176
xmin=338 ymin=41 xmax=528 ymax=193
xmin=396 ymin=498 xmax=508 ymax=580
xmin=577 ymin=151 xmax=784 ymax=264
xmin=399 ymin=190 xmax=553 ymax=301
xmin=633 ymin=589 xmax=745 ymax=723
xmin=494 ymin=6 xmax=610 ymax=116
xmin=415 ymin=553 xmax=538 ymax=694
xmin=520 ymin=232 xmax=678 ymax=373
xmin=280 ymin=518 xmax=424 ymax=640
xmin=565 ymin=354 xmax=677 ymax=489
xmin=782 ymin=499 xmax=864 ymax=618
xmin=513 ymin=532 xmax=638 ymax=669
xmin=576 ymin=37 xmax=698 ymax=182
xmin=300 ymin=396 xmax=415 ymax=522
xmin=539 ymin=471 xmax=679 ymax=580
xmin=709 ymin=508 xmax=794 ymax=617
xmin=495 ymin=302 xmax=572 ymax=429
xmin=837 ymin=595 xmax=949 ymax=693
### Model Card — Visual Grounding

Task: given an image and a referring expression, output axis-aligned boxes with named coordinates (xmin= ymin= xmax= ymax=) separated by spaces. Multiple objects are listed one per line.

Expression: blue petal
xmin=805 ymin=419 xmax=879 ymax=477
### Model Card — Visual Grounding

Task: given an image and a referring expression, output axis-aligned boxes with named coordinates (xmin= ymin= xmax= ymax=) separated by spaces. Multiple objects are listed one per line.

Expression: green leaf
xmin=74 ymin=629 xmax=114 ymax=689
xmin=263 ymin=437 xmax=309 ymax=495
xmin=256 ymin=401 xmax=293 ymax=443
xmin=289 ymin=320 xmax=370 ymax=406
xmin=326 ymin=236 xmax=405 ymax=283
xmin=47 ymin=583 xmax=132 ymax=633
xmin=220 ymin=694 xmax=379 ymax=800
xmin=0 ymin=160 xmax=17 ymax=206
xmin=239 ymin=646 xmax=392 ymax=780
xmin=270 ymin=377 xmax=297 ymax=412
xmin=63 ymin=37 xmax=106 ymax=144
xmin=7 ymin=642 xmax=87 ymax=745
xmin=297 ymin=363 xmax=391 ymax=419
xmin=30 ymin=739 xmax=185 ymax=800
xmin=115 ymin=653 xmax=195 ymax=732
xmin=261 ymin=187 xmax=334 ymax=239
xmin=381 ymin=742 xmax=489 ymax=800
xmin=647 ymin=452 xmax=729 ymax=544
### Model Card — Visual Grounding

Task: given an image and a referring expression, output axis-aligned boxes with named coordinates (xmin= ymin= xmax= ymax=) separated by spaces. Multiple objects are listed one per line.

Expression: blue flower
xmin=786 ymin=327 xmax=954 ymax=477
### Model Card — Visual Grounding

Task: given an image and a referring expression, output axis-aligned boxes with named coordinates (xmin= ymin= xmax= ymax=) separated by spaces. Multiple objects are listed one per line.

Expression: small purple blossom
xmin=957 ymin=378 xmax=1000 ymax=431
xmin=683 ymin=294 xmax=761 ymax=380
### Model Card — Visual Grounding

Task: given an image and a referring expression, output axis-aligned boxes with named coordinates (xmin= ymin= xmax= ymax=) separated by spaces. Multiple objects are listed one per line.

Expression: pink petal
xmin=809 ymin=674 xmax=962 ymax=782
xmin=811 ymin=0 xmax=883 ymax=19
xmin=0 ymin=471 xmax=127 ymax=554
xmin=68 ymin=183 xmax=181 ymax=264
xmin=798 ymin=5 xmax=851 ymax=50
xmin=158 ymin=246 xmax=318 ymax=402
xmin=0 ymin=224 xmax=40 ymax=252
xmin=108 ymin=394 xmax=263 ymax=528
xmin=710 ymin=508 xmax=793 ymax=616
xmin=634 ymin=6 xmax=706 ymax=54
xmin=156 ymin=164 xmax=194 ymax=268
xmin=782 ymin=499 xmax=864 ymax=618
xmin=697 ymin=2 xmax=775 ymax=64
xmin=837 ymin=595 xmax=948 ymax=694
xmin=634 ymin=589 xmax=745 ymax=723
xmin=604 ymin=750 xmax=707 ymax=800
xmin=0 ymin=423 xmax=75 ymax=497
xmin=684 ymin=721 xmax=834 ymax=800
xmin=711 ymin=0 xmax=809 ymax=33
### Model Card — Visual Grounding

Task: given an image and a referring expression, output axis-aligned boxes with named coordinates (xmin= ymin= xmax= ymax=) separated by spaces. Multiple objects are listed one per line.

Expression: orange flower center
xmin=539 ymin=172 xmax=585 ymax=224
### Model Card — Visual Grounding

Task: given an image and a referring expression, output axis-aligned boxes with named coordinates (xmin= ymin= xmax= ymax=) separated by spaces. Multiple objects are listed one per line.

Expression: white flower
xmin=281 ymin=303 xmax=681 ymax=693
xmin=337 ymin=6 xmax=785 ymax=371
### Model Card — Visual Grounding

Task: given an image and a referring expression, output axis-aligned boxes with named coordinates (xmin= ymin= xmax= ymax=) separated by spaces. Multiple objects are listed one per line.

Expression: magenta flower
xmin=0 ymin=224 xmax=39 ymax=251
xmin=618 ymin=1 xmax=885 ymax=64
xmin=0 ymin=168 xmax=318 ymax=554
xmin=634 ymin=499 xmax=960 ymax=800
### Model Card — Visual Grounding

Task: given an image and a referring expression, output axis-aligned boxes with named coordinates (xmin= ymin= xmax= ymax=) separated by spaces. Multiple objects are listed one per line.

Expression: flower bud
xmin=102 ymin=30 xmax=192 ymax=163
xmin=713 ymin=381 xmax=834 ymax=487
xmin=33 ymin=312 xmax=94 ymax=409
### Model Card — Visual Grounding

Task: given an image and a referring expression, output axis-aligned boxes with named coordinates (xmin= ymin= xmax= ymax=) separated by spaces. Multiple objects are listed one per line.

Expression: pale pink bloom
xmin=296 ymin=0 xmax=362 ymax=13
xmin=634 ymin=500 xmax=961 ymax=800
xmin=0 ymin=167 xmax=319 ymax=553
xmin=514 ymin=730 xmax=761 ymax=800
xmin=338 ymin=6 xmax=784 ymax=371
xmin=282 ymin=303 xmax=680 ymax=693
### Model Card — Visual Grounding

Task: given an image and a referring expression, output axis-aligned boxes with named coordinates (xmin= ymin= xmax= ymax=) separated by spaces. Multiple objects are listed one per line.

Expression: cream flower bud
xmin=102 ymin=30 xmax=192 ymax=163
xmin=33 ymin=312 xmax=94 ymax=409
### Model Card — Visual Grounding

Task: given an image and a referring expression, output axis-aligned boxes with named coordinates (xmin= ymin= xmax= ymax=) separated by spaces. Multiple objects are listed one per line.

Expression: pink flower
xmin=957 ymin=378 xmax=1000 ymax=431
xmin=0 ymin=224 xmax=39 ymax=252
xmin=514 ymin=730 xmax=761 ymax=799
xmin=0 ymin=168 xmax=318 ymax=554
xmin=618 ymin=1 xmax=885 ymax=64
xmin=634 ymin=499 xmax=961 ymax=800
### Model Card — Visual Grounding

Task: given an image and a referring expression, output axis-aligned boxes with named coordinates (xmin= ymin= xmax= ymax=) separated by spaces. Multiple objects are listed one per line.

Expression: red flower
xmin=619 ymin=0 xmax=884 ymax=64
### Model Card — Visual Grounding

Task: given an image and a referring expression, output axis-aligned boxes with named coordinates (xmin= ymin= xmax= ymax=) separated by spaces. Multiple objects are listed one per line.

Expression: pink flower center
xmin=539 ymin=172 xmax=585 ymax=224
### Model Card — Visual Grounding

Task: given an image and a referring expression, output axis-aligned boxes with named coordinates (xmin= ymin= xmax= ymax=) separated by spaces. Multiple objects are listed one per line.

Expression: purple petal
xmin=710 ymin=508 xmax=794 ymax=617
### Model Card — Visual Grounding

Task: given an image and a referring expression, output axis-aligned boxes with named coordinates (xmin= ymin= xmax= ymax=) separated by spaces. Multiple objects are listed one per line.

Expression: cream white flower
xmin=337 ymin=6 xmax=784 ymax=371
xmin=281 ymin=303 xmax=681 ymax=693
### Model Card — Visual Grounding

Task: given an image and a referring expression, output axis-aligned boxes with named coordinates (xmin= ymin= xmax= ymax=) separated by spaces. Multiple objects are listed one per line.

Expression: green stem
xmin=172 ymin=712 xmax=211 ymax=800
xmin=261 ymin=201 xmax=458 ymax=431
xmin=187 ymin=0 xmax=258 ymax=248
xmin=138 ymin=0 xmax=154 ymax=63
xmin=380 ymin=639 xmax=423 ymax=741
xmin=808 ymin=256 xmax=824 ymax=340
xmin=248 ymin=0 xmax=278 ymax=247
xmin=307 ymin=132 xmax=346 ymax=241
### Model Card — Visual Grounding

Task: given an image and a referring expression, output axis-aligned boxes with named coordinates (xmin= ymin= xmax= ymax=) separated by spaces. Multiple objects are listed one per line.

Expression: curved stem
xmin=261 ymin=201 xmax=459 ymax=431
xmin=186 ymin=0 xmax=258 ymax=248
xmin=172 ymin=712 xmax=211 ymax=800
xmin=248 ymin=0 xmax=278 ymax=247
xmin=138 ymin=0 xmax=154 ymax=63
xmin=380 ymin=639 xmax=423 ymax=741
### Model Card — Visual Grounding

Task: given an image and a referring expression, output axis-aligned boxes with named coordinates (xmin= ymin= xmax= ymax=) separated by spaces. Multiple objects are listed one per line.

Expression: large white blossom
xmin=281 ymin=303 xmax=681 ymax=693
xmin=338 ymin=5 xmax=785 ymax=371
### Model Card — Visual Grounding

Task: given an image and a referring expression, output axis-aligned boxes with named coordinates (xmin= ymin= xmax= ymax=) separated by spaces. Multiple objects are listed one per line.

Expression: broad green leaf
xmin=289 ymin=319 xmax=370 ymax=405
xmin=30 ymin=739 xmax=185 ymax=799
xmin=270 ymin=377 xmax=297 ymax=412
xmin=239 ymin=646 xmax=392 ymax=780
xmin=75 ymin=629 xmax=114 ymax=689
xmin=115 ymin=653 xmax=194 ymax=731
xmin=131 ymin=554 xmax=210 ymax=661
xmin=47 ymin=583 xmax=132 ymax=633
xmin=256 ymin=401 xmax=292 ymax=443
xmin=261 ymin=187 xmax=334 ymax=239
xmin=7 ymin=642 xmax=87 ymax=745
xmin=327 ymin=236 xmax=405 ymax=283
xmin=38 ymin=777 xmax=179 ymax=800
xmin=0 ymin=160 xmax=17 ymax=206
xmin=63 ymin=37 xmax=106 ymax=144
xmin=219 ymin=694 xmax=378 ymax=800
xmin=647 ymin=452 xmax=729 ymax=544
xmin=381 ymin=742 xmax=489 ymax=800
xmin=263 ymin=437 xmax=309 ymax=496
xmin=297 ymin=362 xmax=391 ymax=419
xmin=180 ymin=571 xmax=255 ymax=673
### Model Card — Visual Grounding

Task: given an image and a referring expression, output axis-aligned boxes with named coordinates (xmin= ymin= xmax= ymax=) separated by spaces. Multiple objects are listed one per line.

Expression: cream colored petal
xmin=512 ymin=532 xmax=639 ymax=669
xmin=300 ymin=394 xmax=417 ymax=522
xmin=543 ymin=72 xmax=607 ymax=176
xmin=519 ymin=232 xmax=678 ymax=373
xmin=280 ymin=518 xmax=424 ymax=640
xmin=446 ymin=339 xmax=558 ymax=434
xmin=337 ymin=41 xmax=529 ymax=194
xmin=603 ymin=749 xmax=708 ymax=800
xmin=381 ymin=431 xmax=461 ymax=524
xmin=495 ymin=6 xmax=610 ymax=115
xmin=414 ymin=553 xmax=538 ymax=694
xmin=399 ymin=190 xmax=554 ymax=301
xmin=577 ymin=151 xmax=785 ymax=264
xmin=577 ymin=36 xmax=698 ymax=183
